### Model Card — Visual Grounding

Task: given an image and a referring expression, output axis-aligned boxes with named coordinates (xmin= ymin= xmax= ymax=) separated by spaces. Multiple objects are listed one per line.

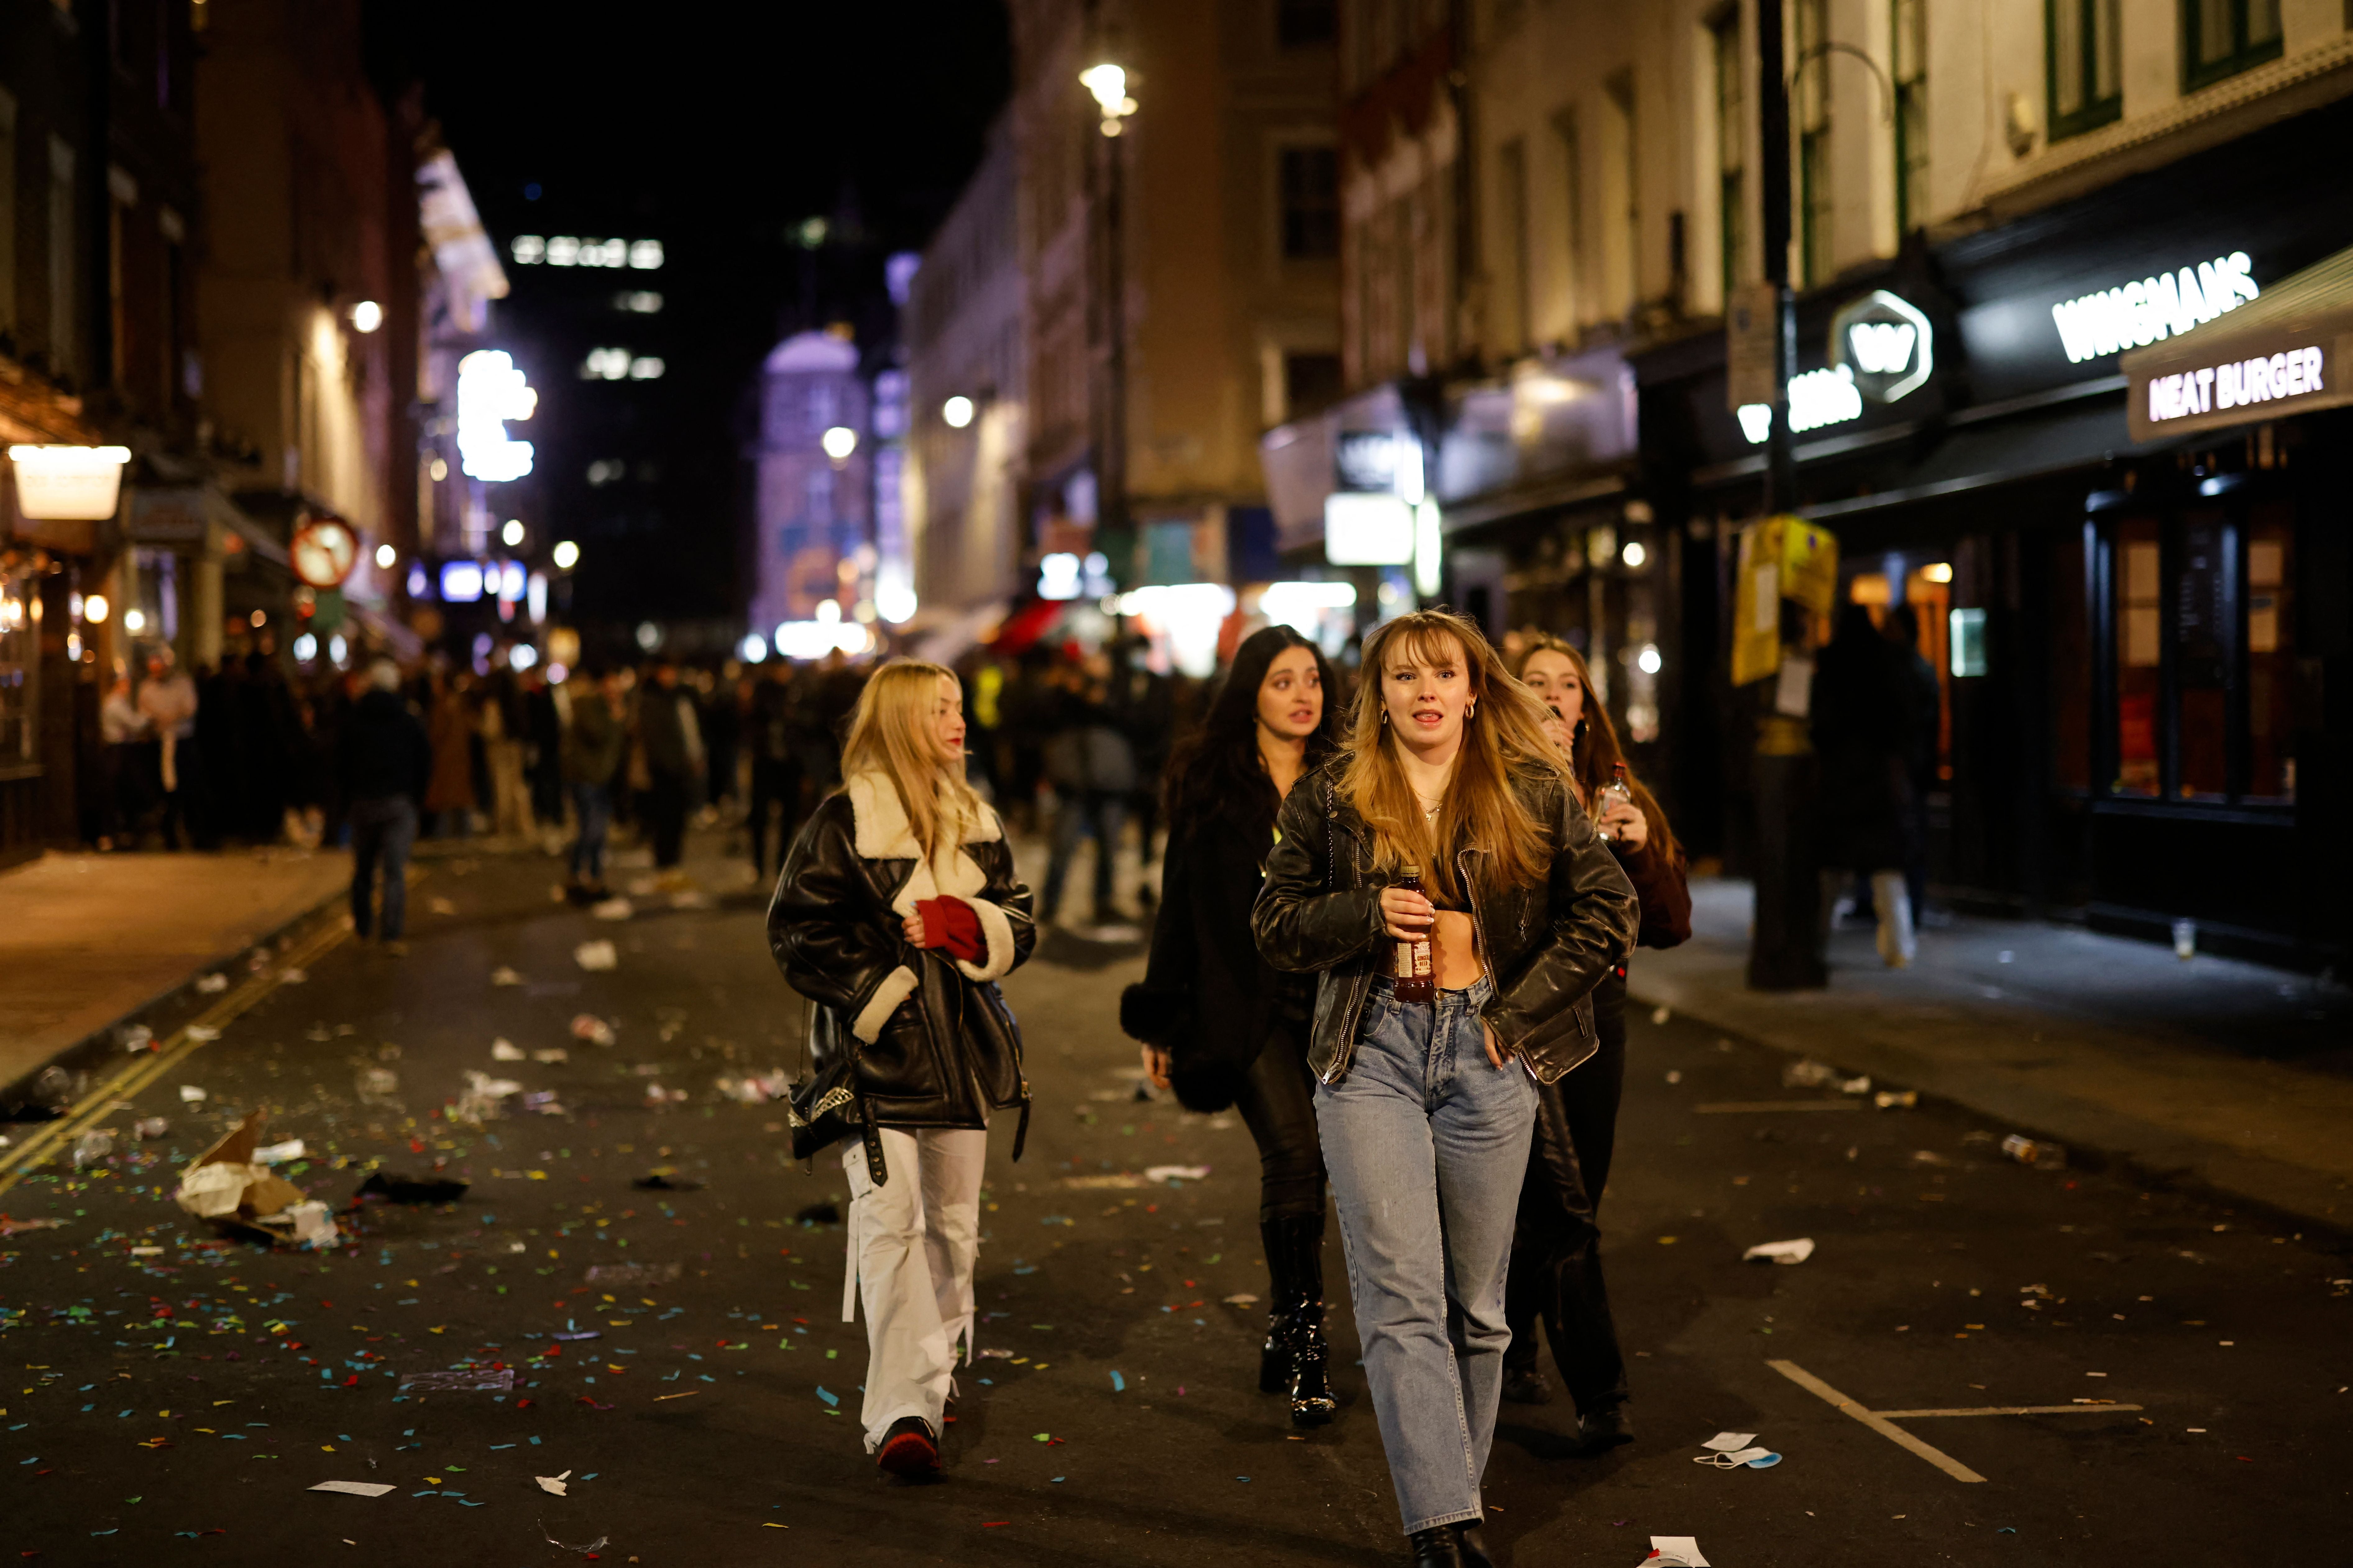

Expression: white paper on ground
xmin=574 ymin=939 xmax=619 ymax=971
xmin=490 ymin=967 xmax=525 ymax=986
xmin=178 ymin=1085 xmax=207 ymax=1104
xmin=1143 ymin=1165 xmax=1211 ymax=1182
xmin=1742 ymin=1237 xmax=1816 ymax=1264
xmin=534 ymin=1468 xmax=572 ymax=1496
xmin=1701 ymin=1432 xmax=1758 ymax=1451
xmin=492 ymin=1039 xmax=525 ymax=1061
xmin=310 ymin=1480 xmax=395 ymax=1497
xmin=1648 ymin=1537 xmax=1710 ymax=1567
xmin=1695 ymin=1446 xmax=1774 ymax=1467
xmin=254 ymin=1139 xmax=305 ymax=1164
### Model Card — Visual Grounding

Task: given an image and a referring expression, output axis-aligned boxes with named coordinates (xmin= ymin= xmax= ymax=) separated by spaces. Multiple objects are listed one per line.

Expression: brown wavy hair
xmin=1341 ymin=608 xmax=1574 ymax=904
xmin=1512 ymin=631 xmax=1682 ymax=865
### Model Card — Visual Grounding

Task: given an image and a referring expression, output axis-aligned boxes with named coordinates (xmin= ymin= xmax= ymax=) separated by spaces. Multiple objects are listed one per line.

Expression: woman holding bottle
xmin=1254 ymin=609 xmax=1637 ymax=1568
xmin=1503 ymin=633 xmax=1691 ymax=1451
xmin=768 ymin=660 xmax=1037 ymax=1480
xmin=1121 ymin=625 xmax=1345 ymax=1427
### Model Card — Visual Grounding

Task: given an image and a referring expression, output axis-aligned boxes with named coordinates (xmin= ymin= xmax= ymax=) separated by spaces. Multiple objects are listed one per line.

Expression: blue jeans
xmin=1041 ymin=788 xmax=1127 ymax=921
xmin=569 ymin=780 xmax=613 ymax=884
xmin=348 ymin=795 xmax=417 ymax=941
xmin=1317 ymin=974 xmax=1536 ymax=1535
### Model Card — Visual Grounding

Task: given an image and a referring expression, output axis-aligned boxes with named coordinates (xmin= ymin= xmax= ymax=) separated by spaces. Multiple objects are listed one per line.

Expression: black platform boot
xmin=1406 ymin=1527 xmax=1465 ymax=1567
xmin=1258 ymin=1218 xmax=1297 ymax=1395
xmin=1280 ymin=1214 xmax=1337 ymax=1426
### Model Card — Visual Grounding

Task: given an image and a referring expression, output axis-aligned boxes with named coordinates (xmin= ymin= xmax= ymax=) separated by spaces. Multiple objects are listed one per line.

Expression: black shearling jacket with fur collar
xmin=768 ymin=771 xmax=1037 ymax=1169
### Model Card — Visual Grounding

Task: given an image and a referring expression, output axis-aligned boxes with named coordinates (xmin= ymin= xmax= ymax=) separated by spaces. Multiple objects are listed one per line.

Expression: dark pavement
xmin=2 ymin=834 xmax=2346 ymax=1566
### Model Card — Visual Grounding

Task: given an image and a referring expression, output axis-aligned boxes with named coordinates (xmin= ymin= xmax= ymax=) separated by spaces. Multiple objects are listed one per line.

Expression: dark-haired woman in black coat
xmin=1120 ymin=624 xmax=1344 ymax=1426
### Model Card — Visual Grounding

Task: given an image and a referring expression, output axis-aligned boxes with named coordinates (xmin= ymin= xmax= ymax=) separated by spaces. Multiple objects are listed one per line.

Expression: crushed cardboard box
xmin=174 ymin=1111 xmax=338 ymax=1247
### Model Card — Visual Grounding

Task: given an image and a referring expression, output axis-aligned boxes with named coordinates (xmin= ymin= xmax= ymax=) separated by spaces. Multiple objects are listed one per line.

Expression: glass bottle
xmin=1393 ymin=863 xmax=1435 ymax=1004
xmin=1596 ymin=762 xmax=1632 ymax=842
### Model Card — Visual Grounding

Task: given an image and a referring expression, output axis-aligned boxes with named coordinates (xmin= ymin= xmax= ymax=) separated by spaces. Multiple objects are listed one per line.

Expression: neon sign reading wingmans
xmin=2051 ymin=253 xmax=2259 ymax=363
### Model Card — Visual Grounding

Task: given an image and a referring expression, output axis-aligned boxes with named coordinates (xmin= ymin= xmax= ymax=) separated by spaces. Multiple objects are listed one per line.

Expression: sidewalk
xmin=0 ymin=848 xmax=350 ymax=1094
xmin=1625 ymin=879 xmax=2353 ymax=1231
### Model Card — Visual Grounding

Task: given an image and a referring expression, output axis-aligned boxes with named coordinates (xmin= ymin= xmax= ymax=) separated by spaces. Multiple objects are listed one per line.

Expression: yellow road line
xmin=0 ymin=916 xmax=351 ymax=1201
xmin=1874 ymin=1404 xmax=2145 ymax=1418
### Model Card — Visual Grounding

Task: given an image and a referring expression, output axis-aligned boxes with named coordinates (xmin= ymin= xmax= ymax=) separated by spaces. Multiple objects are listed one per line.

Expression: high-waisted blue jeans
xmin=1316 ymin=974 xmax=1537 ymax=1534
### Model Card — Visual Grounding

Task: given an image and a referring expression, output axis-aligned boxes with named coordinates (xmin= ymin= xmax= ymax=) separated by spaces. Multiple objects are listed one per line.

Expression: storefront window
xmin=2174 ymin=513 xmax=2230 ymax=798
xmin=0 ymin=567 xmax=36 ymax=768
xmin=2245 ymin=504 xmax=2295 ymax=799
xmin=2113 ymin=518 xmax=2162 ymax=797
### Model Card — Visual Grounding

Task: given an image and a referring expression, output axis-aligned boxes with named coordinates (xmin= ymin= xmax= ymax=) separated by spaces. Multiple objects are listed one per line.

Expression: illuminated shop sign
xmin=1737 ymin=367 xmax=1864 ymax=444
xmin=2145 ymin=345 xmax=2323 ymax=425
xmin=2051 ymin=252 xmax=2259 ymax=364
xmin=456 ymin=350 xmax=537 ymax=482
xmin=509 ymin=236 xmax=664 ymax=270
xmin=1831 ymin=290 xmax=1933 ymax=403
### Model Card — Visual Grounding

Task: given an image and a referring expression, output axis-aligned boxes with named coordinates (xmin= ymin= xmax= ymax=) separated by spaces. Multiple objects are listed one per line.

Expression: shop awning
xmin=2123 ymin=240 xmax=2353 ymax=441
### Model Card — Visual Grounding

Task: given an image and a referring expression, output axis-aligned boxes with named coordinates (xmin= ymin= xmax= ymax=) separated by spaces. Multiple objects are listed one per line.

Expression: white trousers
xmin=842 ymin=1126 xmax=988 ymax=1451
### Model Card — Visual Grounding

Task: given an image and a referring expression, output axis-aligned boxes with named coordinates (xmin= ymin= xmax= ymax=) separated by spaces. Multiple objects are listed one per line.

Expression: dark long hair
xmin=1511 ymin=631 xmax=1683 ymax=866
xmin=1163 ymin=625 xmax=1343 ymax=843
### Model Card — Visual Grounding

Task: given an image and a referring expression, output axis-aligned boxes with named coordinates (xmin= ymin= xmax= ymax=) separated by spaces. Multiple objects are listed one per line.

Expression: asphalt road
xmin=1 ymin=831 xmax=2345 ymax=1566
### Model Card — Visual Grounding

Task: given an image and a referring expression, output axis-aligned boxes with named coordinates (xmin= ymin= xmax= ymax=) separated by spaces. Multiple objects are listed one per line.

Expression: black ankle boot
xmin=1258 ymin=1219 xmax=1296 ymax=1394
xmin=1406 ymin=1526 xmax=1465 ymax=1567
xmin=1288 ymin=1298 xmax=1337 ymax=1426
xmin=1450 ymin=1521 xmax=1495 ymax=1568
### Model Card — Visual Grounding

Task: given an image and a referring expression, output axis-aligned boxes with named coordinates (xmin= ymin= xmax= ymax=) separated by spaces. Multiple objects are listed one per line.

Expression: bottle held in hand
xmin=1393 ymin=863 xmax=1435 ymax=1005
xmin=1596 ymin=762 xmax=1632 ymax=843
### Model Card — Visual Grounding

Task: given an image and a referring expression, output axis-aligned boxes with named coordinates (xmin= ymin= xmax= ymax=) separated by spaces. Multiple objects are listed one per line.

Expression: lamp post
xmin=1082 ymin=63 xmax=1137 ymax=588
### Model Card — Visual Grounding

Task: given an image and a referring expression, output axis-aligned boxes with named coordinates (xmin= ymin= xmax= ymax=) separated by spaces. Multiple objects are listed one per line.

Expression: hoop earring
xmin=1379 ymin=709 xmax=1389 ymax=725
xmin=1466 ymin=702 xmax=1476 ymax=720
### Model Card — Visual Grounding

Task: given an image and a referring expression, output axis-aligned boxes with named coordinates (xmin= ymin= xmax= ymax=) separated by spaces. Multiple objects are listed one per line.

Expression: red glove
xmin=914 ymin=897 xmax=987 ymax=964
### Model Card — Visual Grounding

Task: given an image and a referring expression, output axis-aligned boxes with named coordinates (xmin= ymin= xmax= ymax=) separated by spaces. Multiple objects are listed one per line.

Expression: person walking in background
xmin=562 ymin=668 xmax=627 ymax=902
xmin=424 ymin=668 xmax=478 ymax=837
xmin=482 ymin=660 xmax=532 ymax=839
xmin=1122 ymin=625 xmax=1344 ymax=1428
xmin=638 ymin=657 xmax=704 ymax=873
xmin=700 ymin=663 xmax=743 ymax=821
xmin=338 ymin=660 xmax=429 ymax=952
xmin=1812 ymin=603 xmax=1920 ymax=967
xmin=1039 ymin=653 xmax=1137 ymax=928
xmin=99 ymin=672 xmax=150 ymax=850
xmin=768 ymin=660 xmax=1037 ymax=1480
xmin=1253 ymin=609 xmax=1636 ymax=1568
xmin=136 ymin=648 xmax=199 ymax=850
xmin=747 ymin=658 xmax=804 ymax=881
xmin=1502 ymin=633 xmax=1691 ymax=1451
xmin=1110 ymin=637 xmax=1176 ymax=896
xmin=1884 ymin=603 xmax=1941 ymax=935
xmin=524 ymin=666 xmax=566 ymax=837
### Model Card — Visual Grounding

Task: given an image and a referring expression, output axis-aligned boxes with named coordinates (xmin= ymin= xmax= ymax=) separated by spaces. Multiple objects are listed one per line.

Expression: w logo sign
xmin=1830 ymin=290 xmax=1935 ymax=404
xmin=1846 ymin=322 xmax=1917 ymax=376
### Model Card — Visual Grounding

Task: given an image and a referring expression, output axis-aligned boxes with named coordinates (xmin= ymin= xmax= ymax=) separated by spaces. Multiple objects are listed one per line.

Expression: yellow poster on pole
xmin=1731 ymin=515 xmax=1838 ymax=687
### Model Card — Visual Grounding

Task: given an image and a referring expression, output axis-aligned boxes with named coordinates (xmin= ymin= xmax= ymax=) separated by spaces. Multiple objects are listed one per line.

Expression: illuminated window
xmin=2184 ymin=0 xmax=2282 ymax=91
xmin=615 ymin=291 xmax=663 ymax=313
xmin=628 ymin=356 xmax=665 ymax=380
xmin=2048 ymin=0 xmax=2122 ymax=140
xmin=580 ymin=347 xmax=632 ymax=381
xmin=511 ymin=235 xmax=546 ymax=265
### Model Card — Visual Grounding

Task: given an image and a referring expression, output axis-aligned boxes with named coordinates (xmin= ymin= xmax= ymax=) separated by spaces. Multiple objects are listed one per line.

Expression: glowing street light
xmin=551 ymin=540 xmax=580 ymax=570
xmin=83 ymin=593 xmax=111 ymax=624
xmin=821 ymin=426 xmax=858 ymax=461
xmin=501 ymin=519 xmax=526 ymax=547
xmin=942 ymin=395 xmax=975 ymax=429
xmin=1080 ymin=63 xmax=1138 ymax=135
xmin=455 ymin=350 xmax=537 ymax=482
xmin=349 ymin=300 xmax=384 ymax=333
xmin=374 ymin=542 xmax=397 ymax=569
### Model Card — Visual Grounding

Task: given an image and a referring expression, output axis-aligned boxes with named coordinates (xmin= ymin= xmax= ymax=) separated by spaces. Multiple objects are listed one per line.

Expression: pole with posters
xmin=1742 ymin=0 xmax=1829 ymax=990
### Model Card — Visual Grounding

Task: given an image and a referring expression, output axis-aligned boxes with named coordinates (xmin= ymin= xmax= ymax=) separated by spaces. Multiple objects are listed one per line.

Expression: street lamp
xmin=942 ymin=395 xmax=974 ymax=429
xmin=1080 ymin=62 xmax=1136 ymax=589
xmin=1080 ymin=63 xmax=1137 ymax=135
xmin=821 ymin=425 xmax=858 ymax=461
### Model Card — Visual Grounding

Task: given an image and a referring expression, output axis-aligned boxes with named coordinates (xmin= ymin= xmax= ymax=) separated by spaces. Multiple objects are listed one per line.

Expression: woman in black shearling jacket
xmin=768 ymin=660 xmax=1036 ymax=1482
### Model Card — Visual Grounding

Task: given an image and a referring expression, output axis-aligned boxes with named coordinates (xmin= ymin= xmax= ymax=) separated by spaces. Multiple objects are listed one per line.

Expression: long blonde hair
xmin=1341 ymin=609 xmax=1574 ymax=903
xmin=839 ymin=660 xmax=983 ymax=864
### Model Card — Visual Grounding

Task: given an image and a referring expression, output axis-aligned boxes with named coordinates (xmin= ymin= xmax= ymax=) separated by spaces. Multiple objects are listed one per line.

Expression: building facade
xmin=750 ymin=329 xmax=872 ymax=643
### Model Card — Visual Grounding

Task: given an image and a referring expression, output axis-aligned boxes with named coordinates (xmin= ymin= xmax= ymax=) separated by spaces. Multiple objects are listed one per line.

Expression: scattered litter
xmin=1143 ymin=1165 xmax=1211 ymax=1183
xmin=1874 ymin=1090 xmax=1918 ymax=1109
xmin=1910 ymin=1150 xmax=1954 ymax=1167
xmin=490 ymin=967 xmax=525 ymax=987
xmin=590 ymin=898 xmax=635 ymax=922
xmin=573 ymin=939 xmax=620 ymax=971
xmin=1782 ymin=1059 xmax=1839 ymax=1089
xmin=179 ymin=1084 xmax=207 ymax=1104
xmin=1222 ymin=1293 xmax=1261 ymax=1307
xmin=185 ymin=1024 xmax=222 ymax=1042
xmin=643 ymin=1083 xmax=688 ymax=1107
xmin=1695 ymin=1446 xmax=1779 ymax=1468
xmin=1651 ymin=1005 xmax=1671 ymax=1025
xmin=716 ymin=1072 xmax=788 ymax=1104
xmin=534 ymin=1469 xmax=572 ymax=1497
xmin=71 ymin=1130 xmax=116 ymax=1168
xmin=354 ymin=1067 xmax=400 ymax=1101
xmin=1743 ymin=1238 xmax=1815 ymax=1265
xmin=570 ymin=1014 xmax=618 ymax=1046
xmin=195 ymin=972 xmax=229 ymax=994
xmin=356 ymin=1170 xmax=470 ymax=1205
xmin=428 ymin=897 xmax=459 ymax=916
xmin=978 ymin=1348 xmax=1014 ymax=1359
xmin=532 ymin=1048 xmax=568 ymax=1064
xmin=2001 ymin=1134 xmax=2068 ymax=1171
xmin=1646 ymin=1537 xmax=1710 ymax=1566
xmin=540 ymin=1526 xmax=609 ymax=1554
xmin=1838 ymin=1074 xmax=1872 ymax=1095
xmin=254 ymin=1139 xmax=306 ymax=1164
xmin=134 ymin=1116 xmax=169 ymax=1140
xmin=0 ymin=1216 xmax=68 ymax=1236
xmin=130 ymin=1245 xmax=163 ymax=1256
xmin=309 ymin=1481 xmax=396 ymax=1498
xmin=1700 ymin=1432 xmax=1756 ymax=1451
xmin=280 ymin=967 xmax=308 ymax=984
xmin=632 ymin=1172 xmax=704 ymax=1192
xmin=1665 ymin=1070 xmax=1683 ymax=1085
xmin=398 ymin=1369 xmax=515 ymax=1394
xmin=174 ymin=1111 xmax=339 ymax=1248
xmin=119 ymin=1024 xmax=155 ymax=1052
xmin=584 ymin=1261 xmax=681 ymax=1286
xmin=492 ymin=1039 xmax=526 ymax=1061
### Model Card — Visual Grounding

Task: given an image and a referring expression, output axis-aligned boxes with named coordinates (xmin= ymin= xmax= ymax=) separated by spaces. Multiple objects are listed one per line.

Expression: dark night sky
xmin=367 ymin=1 xmax=1014 ymax=631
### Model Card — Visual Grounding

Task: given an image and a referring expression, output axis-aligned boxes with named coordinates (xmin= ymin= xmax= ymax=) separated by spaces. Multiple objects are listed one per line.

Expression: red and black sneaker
xmin=876 ymin=1415 xmax=941 ymax=1480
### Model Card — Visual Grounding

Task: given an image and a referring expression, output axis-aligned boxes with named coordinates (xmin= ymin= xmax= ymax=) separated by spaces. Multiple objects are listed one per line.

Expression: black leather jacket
xmin=767 ymin=774 xmax=1037 ymax=1156
xmin=1251 ymin=757 xmax=1639 ymax=1086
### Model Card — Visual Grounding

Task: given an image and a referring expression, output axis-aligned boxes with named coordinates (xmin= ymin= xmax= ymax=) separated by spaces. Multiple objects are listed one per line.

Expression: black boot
xmin=1263 ymin=1214 xmax=1337 ymax=1425
xmin=1288 ymin=1296 xmax=1337 ymax=1427
xmin=1406 ymin=1526 xmax=1465 ymax=1567
xmin=1450 ymin=1521 xmax=1496 ymax=1568
xmin=1258 ymin=1220 xmax=1295 ymax=1394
